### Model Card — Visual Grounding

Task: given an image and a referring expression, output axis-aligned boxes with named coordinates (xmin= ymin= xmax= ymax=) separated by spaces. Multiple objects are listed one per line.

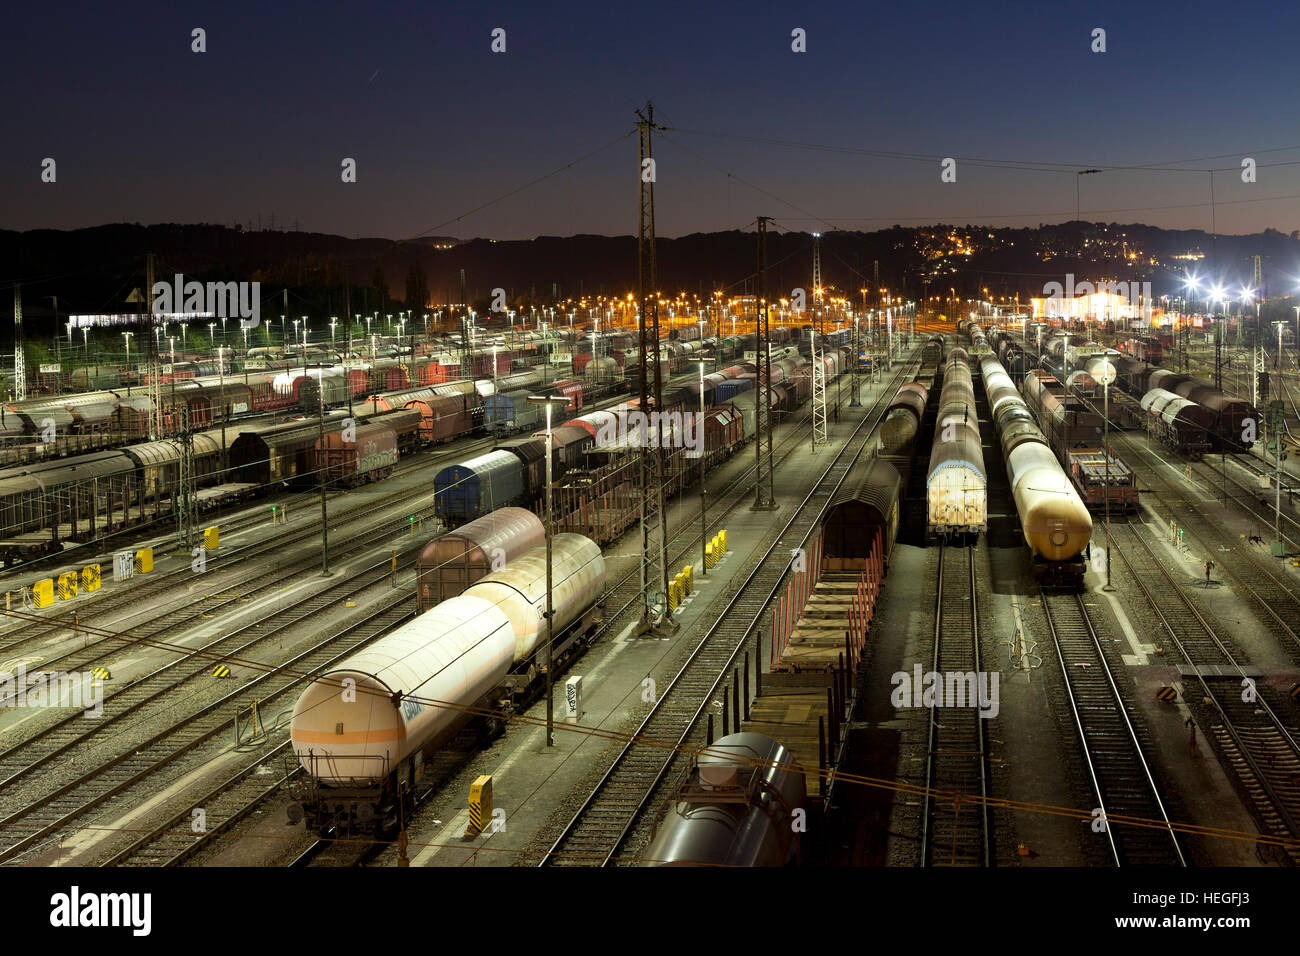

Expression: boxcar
xmin=433 ymin=450 xmax=527 ymax=523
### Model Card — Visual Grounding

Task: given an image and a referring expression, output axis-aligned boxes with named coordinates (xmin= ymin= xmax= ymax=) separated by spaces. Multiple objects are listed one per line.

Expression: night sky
xmin=4 ymin=0 xmax=1300 ymax=240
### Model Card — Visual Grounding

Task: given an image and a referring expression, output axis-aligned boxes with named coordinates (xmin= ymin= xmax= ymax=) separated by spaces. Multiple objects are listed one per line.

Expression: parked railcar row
xmin=0 ymin=357 xmax=679 ymax=567
xmin=290 ymin=530 xmax=607 ymax=835
xmin=926 ymin=347 xmax=987 ymax=535
xmin=995 ymin=323 xmax=1253 ymax=464
xmin=976 ymin=343 xmax=1093 ymax=586
xmin=2 ymin=328 xmax=784 ymax=466
xmin=431 ymin=344 xmax=858 ymax=540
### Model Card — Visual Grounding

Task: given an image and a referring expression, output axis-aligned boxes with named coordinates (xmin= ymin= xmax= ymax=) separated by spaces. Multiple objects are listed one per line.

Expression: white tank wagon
xmin=926 ymin=348 xmax=987 ymax=535
xmin=642 ymin=733 xmax=807 ymax=867
xmin=979 ymin=355 xmax=1092 ymax=586
xmin=1065 ymin=339 xmax=1117 ymax=388
xmin=288 ymin=533 xmax=605 ymax=835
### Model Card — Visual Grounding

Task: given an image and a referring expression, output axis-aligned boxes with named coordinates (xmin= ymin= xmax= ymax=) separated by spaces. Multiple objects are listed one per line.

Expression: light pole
xmin=851 ymin=318 xmax=861 ymax=406
xmin=330 ymin=317 xmax=337 ymax=353
xmin=122 ymin=331 xmax=132 ymax=371
xmin=168 ymin=335 xmax=175 ymax=366
xmin=218 ymin=345 xmax=228 ymax=470
xmin=305 ymin=362 xmax=333 ymax=576
xmin=697 ymin=354 xmax=713 ymax=574
xmin=526 ymin=394 xmax=571 ymax=748
xmin=1087 ymin=348 xmax=1121 ymax=590
xmin=82 ymin=327 xmax=89 ymax=365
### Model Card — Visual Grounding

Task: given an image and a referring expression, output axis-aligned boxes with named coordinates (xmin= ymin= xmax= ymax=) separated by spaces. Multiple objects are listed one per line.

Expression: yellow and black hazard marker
xmin=91 ymin=667 xmax=111 ymax=681
xmin=466 ymin=775 xmax=492 ymax=837
xmin=1156 ymin=686 xmax=1178 ymax=702
xmin=212 ymin=664 xmax=232 ymax=679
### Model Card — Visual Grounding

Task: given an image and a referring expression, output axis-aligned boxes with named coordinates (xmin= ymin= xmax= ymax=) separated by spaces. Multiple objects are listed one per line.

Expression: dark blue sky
xmin=4 ymin=0 xmax=1299 ymax=239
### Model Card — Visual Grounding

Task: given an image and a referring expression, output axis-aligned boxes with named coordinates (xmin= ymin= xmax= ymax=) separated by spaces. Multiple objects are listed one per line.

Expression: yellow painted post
xmin=203 ymin=526 xmax=219 ymax=550
xmin=682 ymin=565 xmax=693 ymax=595
xmin=33 ymin=579 xmax=54 ymax=608
xmin=705 ymin=543 xmax=714 ymax=570
xmin=134 ymin=547 xmax=153 ymax=574
xmin=81 ymin=564 xmax=101 ymax=592
xmin=720 ymin=529 xmax=727 ymax=553
xmin=57 ymin=571 xmax=78 ymax=600
xmin=468 ymin=775 xmax=493 ymax=836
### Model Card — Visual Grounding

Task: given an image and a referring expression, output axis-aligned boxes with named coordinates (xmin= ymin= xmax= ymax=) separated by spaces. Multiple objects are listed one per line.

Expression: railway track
xmin=539 ymin=362 xmax=916 ymax=866
xmin=0 ymin=548 xmax=419 ymax=802
xmin=0 ymin=371 xmax=695 ymax=653
xmin=0 ymin=490 xmax=435 ymax=692
xmin=1108 ymin=519 xmax=1300 ymax=864
xmin=920 ymin=543 xmax=992 ymax=867
xmin=99 ymin=741 xmax=299 ymax=867
xmin=0 ymin=567 xmax=417 ymax=864
xmin=1040 ymin=589 xmax=1185 ymax=866
xmin=1188 ymin=453 xmax=1300 ymax=550
xmin=1120 ymin=436 xmax=1300 ymax=661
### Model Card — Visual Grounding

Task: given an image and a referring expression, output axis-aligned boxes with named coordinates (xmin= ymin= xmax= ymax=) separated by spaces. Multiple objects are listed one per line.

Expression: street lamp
xmin=82 ymin=327 xmax=89 ymax=364
xmin=526 ymin=393 xmax=572 ymax=748
xmin=1085 ymin=348 xmax=1121 ymax=590
xmin=696 ymin=354 xmax=714 ymax=574
xmin=304 ymin=362 xmax=333 ymax=577
xmin=1271 ymin=322 xmax=1286 ymax=557
xmin=122 ymin=331 xmax=133 ymax=370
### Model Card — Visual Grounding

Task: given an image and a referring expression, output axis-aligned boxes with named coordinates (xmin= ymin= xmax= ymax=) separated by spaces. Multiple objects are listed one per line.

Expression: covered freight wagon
xmin=433 ymin=449 xmax=527 ymax=523
xmin=415 ymin=507 xmax=544 ymax=611
xmin=315 ymin=421 xmax=399 ymax=485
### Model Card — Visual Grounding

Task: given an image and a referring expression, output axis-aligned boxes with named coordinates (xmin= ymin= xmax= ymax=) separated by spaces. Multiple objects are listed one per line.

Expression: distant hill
xmin=3 ymin=221 xmax=1297 ymax=334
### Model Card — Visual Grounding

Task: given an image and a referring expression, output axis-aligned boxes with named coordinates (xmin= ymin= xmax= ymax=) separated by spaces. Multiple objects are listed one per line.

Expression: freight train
xmin=979 ymin=351 xmax=1093 ymax=586
xmin=431 ymin=346 xmax=852 ymax=534
xmin=1021 ymin=370 xmax=1137 ymax=512
xmin=0 ymin=334 xmax=787 ymax=567
xmin=926 ymin=348 xmax=987 ymax=535
xmin=288 ymin=534 xmax=606 ymax=835
xmin=642 ymin=732 xmax=807 ymax=866
xmin=1112 ymin=358 xmax=1258 ymax=455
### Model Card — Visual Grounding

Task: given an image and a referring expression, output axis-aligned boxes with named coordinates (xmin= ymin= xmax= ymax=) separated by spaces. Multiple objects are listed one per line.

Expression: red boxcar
xmin=407 ymin=393 xmax=475 ymax=444
xmin=314 ymin=421 xmax=398 ymax=485
xmin=548 ymin=378 xmax=584 ymax=411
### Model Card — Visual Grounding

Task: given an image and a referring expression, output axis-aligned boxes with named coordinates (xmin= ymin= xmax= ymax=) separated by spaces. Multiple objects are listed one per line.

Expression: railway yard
xmin=1 ymin=315 xmax=1299 ymax=876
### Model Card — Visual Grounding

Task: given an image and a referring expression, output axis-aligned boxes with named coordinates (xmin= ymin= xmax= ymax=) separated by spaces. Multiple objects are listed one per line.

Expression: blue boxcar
xmin=713 ymin=376 xmax=755 ymax=403
xmin=484 ymin=389 xmax=541 ymax=435
xmin=434 ymin=450 xmax=526 ymax=522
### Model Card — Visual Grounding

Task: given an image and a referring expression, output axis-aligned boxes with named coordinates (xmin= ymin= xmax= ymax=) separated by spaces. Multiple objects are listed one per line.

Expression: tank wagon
xmin=416 ymin=507 xmax=545 ymax=611
xmin=289 ymin=533 xmax=605 ymax=835
xmin=642 ymin=733 xmax=807 ymax=867
xmin=926 ymin=348 xmax=987 ymax=535
xmin=980 ymin=354 xmax=1092 ymax=586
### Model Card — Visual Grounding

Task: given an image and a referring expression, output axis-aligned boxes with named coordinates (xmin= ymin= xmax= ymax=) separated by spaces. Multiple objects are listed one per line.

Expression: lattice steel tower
xmin=752 ymin=218 xmax=777 ymax=509
xmin=12 ymin=285 xmax=24 ymax=402
xmin=145 ymin=254 xmax=164 ymax=440
xmin=636 ymin=103 xmax=674 ymax=631
xmin=811 ymin=234 xmax=827 ymax=449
